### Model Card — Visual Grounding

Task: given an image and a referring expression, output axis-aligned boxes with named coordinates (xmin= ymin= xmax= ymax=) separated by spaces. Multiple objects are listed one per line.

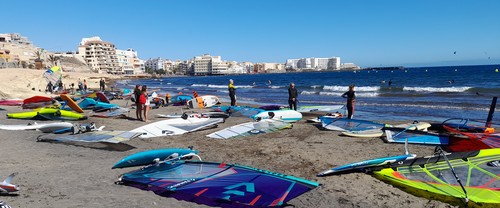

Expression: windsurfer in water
xmin=342 ymin=84 xmax=356 ymax=119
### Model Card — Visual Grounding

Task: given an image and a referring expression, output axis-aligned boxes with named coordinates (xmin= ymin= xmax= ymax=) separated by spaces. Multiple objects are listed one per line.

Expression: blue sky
xmin=3 ymin=0 xmax=499 ymax=67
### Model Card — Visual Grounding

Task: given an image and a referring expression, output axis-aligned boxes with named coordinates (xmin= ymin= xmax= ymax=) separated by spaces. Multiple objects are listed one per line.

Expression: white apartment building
xmin=327 ymin=57 xmax=341 ymax=70
xmin=192 ymin=54 xmax=228 ymax=76
xmin=78 ymin=36 xmax=119 ymax=73
xmin=144 ymin=57 xmax=165 ymax=72
xmin=285 ymin=59 xmax=299 ymax=69
xmin=116 ymin=49 xmax=133 ymax=74
xmin=297 ymin=58 xmax=312 ymax=69
xmin=211 ymin=56 xmax=228 ymax=75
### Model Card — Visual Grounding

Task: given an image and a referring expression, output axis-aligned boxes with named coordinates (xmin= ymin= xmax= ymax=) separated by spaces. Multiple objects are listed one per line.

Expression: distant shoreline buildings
xmin=0 ymin=33 xmax=360 ymax=75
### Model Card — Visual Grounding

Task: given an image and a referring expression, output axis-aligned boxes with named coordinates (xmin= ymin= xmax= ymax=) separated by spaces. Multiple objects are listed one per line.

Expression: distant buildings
xmin=78 ymin=36 xmax=119 ymax=73
xmin=191 ymin=54 xmax=228 ymax=75
xmin=1 ymin=33 xmax=360 ymax=75
xmin=78 ymin=36 xmax=144 ymax=74
xmin=286 ymin=57 xmax=341 ymax=70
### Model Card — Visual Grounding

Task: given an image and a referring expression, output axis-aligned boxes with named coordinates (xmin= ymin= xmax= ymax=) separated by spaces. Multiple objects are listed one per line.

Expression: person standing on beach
xmin=342 ymin=84 xmax=356 ymax=119
xmin=288 ymin=82 xmax=298 ymax=110
xmin=142 ymin=85 xmax=150 ymax=122
xmin=78 ymin=79 xmax=83 ymax=92
xmin=133 ymin=85 xmax=143 ymax=121
xmin=83 ymin=79 xmax=88 ymax=92
xmin=228 ymin=79 xmax=236 ymax=106
xmin=99 ymin=78 xmax=105 ymax=91
xmin=46 ymin=81 xmax=53 ymax=93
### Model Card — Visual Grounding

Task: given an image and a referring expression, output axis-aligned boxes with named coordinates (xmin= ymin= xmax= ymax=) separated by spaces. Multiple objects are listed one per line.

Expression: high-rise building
xmin=78 ymin=36 xmax=119 ymax=73
xmin=144 ymin=57 xmax=165 ymax=72
xmin=192 ymin=54 xmax=228 ymax=75
xmin=327 ymin=57 xmax=340 ymax=70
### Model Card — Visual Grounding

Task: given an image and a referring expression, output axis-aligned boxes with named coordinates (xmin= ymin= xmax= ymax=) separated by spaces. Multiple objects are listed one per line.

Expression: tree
xmin=48 ymin=55 xmax=59 ymax=66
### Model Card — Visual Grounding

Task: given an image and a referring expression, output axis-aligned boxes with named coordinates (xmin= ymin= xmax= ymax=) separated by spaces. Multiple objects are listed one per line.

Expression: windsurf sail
xmin=37 ymin=131 xmax=141 ymax=143
xmin=43 ymin=66 xmax=63 ymax=86
xmin=317 ymin=154 xmax=416 ymax=176
xmin=383 ymin=127 xmax=449 ymax=145
xmin=372 ymin=148 xmax=500 ymax=207
xmin=207 ymin=119 xmax=292 ymax=139
xmin=444 ymin=124 xmax=500 ymax=152
xmin=321 ymin=118 xmax=385 ymax=132
xmin=117 ymin=160 xmax=319 ymax=207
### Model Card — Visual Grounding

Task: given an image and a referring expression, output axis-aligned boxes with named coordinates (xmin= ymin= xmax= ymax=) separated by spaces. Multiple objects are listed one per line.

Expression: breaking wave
xmin=403 ymin=86 xmax=472 ymax=93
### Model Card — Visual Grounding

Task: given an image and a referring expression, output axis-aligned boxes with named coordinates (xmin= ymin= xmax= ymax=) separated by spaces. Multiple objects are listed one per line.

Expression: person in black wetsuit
xmin=288 ymin=82 xmax=298 ymax=110
xmin=342 ymin=84 xmax=356 ymax=119
xmin=228 ymin=79 xmax=236 ymax=106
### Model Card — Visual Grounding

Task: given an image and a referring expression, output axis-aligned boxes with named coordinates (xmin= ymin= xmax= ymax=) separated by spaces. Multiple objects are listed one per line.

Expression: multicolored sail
xmin=117 ymin=161 xmax=319 ymax=207
xmin=372 ymin=148 xmax=500 ymax=207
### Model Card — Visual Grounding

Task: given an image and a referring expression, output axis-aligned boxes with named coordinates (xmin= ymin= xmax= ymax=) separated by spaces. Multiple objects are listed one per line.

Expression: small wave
xmin=311 ymin=85 xmax=322 ymax=89
xmin=269 ymin=85 xmax=283 ymax=89
xmin=403 ymin=86 xmax=471 ymax=93
xmin=191 ymin=84 xmax=208 ymax=87
xmin=323 ymin=85 xmax=380 ymax=92
xmin=319 ymin=92 xmax=379 ymax=97
xmin=300 ymin=91 xmax=319 ymax=95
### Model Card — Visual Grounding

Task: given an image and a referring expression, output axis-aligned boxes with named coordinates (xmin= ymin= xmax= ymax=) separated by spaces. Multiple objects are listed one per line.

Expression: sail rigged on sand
xmin=117 ymin=160 xmax=319 ymax=207
xmin=372 ymin=148 xmax=500 ymax=207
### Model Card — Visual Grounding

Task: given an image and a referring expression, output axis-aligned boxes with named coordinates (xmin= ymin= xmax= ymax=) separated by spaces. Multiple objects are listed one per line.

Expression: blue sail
xmin=118 ymin=161 xmax=319 ymax=207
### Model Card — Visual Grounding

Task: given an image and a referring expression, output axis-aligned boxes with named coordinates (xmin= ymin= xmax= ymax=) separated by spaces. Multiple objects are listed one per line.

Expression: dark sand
xmin=0 ymin=99 xmax=452 ymax=208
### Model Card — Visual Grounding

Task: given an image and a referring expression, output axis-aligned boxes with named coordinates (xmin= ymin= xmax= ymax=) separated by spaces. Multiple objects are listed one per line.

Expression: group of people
xmin=227 ymin=79 xmax=356 ymax=119
xmin=133 ymin=84 xmax=151 ymax=122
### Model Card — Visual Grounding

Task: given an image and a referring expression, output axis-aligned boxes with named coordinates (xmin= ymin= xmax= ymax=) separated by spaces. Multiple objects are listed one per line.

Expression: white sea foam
xmin=311 ymin=85 xmax=322 ymax=89
xmin=191 ymin=84 xmax=208 ymax=87
xmin=319 ymin=91 xmax=379 ymax=97
xmin=323 ymin=85 xmax=380 ymax=92
xmin=205 ymin=84 xmax=254 ymax=89
xmin=269 ymin=85 xmax=283 ymax=89
xmin=403 ymin=86 xmax=471 ymax=92
xmin=300 ymin=91 xmax=318 ymax=95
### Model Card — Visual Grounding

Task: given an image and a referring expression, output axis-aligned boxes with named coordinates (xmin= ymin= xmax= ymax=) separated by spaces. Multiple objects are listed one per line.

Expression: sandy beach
xmin=0 ymin=68 xmax=122 ymax=99
xmin=0 ymin=95 xmax=454 ymax=208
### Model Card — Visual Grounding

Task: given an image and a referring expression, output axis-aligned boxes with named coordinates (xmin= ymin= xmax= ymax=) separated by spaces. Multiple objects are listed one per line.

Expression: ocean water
xmin=115 ymin=64 xmax=500 ymax=124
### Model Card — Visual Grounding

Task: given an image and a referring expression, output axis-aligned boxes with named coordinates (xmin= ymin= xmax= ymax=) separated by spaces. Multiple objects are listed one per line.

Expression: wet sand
xmin=0 ymin=99 xmax=452 ymax=208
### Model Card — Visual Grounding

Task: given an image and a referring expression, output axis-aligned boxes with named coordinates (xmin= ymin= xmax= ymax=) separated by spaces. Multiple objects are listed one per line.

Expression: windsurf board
xmin=112 ymin=148 xmax=198 ymax=169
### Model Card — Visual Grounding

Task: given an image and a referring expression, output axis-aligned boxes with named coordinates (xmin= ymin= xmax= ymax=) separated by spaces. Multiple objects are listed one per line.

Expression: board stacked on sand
xmin=131 ymin=117 xmax=224 ymax=138
xmin=60 ymin=94 xmax=84 ymax=113
xmin=251 ymin=110 xmax=302 ymax=122
xmin=112 ymin=148 xmax=198 ymax=169
xmin=0 ymin=122 xmax=73 ymax=132
xmin=307 ymin=112 xmax=343 ymax=123
xmin=187 ymin=95 xmax=220 ymax=109
xmin=294 ymin=105 xmax=344 ymax=113
xmin=341 ymin=121 xmax=432 ymax=138
xmin=157 ymin=112 xmax=229 ymax=119
xmin=207 ymin=119 xmax=292 ymax=139
xmin=7 ymin=108 xmax=87 ymax=120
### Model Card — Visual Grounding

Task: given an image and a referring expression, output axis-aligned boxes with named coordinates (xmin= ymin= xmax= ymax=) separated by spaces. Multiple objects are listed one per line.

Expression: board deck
xmin=60 ymin=94 xmax=84 ymax=113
